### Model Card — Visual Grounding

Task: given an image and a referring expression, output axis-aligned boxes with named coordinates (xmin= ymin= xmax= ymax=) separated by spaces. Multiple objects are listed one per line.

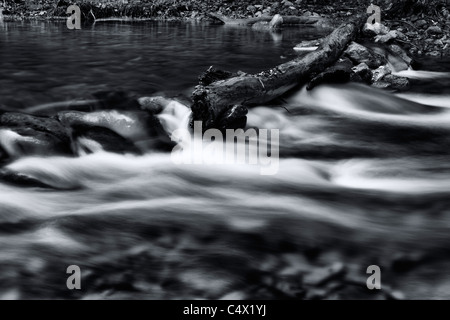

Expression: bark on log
xmin=208 ymin=13 xmax=322 ymax=26
xmin=191 ymin=16 xmax=366 ymax=131
xmin=198 ymin=66 xmax=237 ymax=86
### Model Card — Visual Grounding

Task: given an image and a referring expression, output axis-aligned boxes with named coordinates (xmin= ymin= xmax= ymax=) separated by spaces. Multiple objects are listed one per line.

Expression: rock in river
xmin=0 ymin=112 xmax=72 ymax=161
xmin=344 ymin=42 xmax=385 ymax=69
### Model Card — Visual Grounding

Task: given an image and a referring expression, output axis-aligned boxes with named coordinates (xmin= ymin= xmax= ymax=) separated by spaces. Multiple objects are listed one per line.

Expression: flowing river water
xmin=1 ymin=21 xmax=450 ymax=299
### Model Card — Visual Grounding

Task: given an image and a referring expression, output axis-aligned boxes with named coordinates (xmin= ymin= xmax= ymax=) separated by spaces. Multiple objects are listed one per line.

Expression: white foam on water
xmin=287 ymin=83 xmax=450 ymax=127
xmin=393 ymin=69 xmax=450 ymax=79
xmin=396 ymin=93 xmax=450 ymax=109
xmin=293 ymin=46 xmax=318 ymax=51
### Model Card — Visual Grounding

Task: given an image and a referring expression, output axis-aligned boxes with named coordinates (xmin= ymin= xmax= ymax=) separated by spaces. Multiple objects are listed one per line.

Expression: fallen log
xmin=208 ymin=12 xmax=322 ymax=26
xmin=251 ymin=14 xmax=284 ymax=31
xmin=191 ymin=16 xmax=366 ymax=131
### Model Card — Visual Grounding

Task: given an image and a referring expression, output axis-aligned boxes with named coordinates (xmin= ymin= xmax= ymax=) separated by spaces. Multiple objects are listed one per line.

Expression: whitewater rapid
xmin=2 ymin=69 xmax=450 ymax=299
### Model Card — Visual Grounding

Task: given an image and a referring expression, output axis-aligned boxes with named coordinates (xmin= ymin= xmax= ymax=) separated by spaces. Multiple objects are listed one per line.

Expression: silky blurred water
xmin=1 ymin=21 xmax=450 ymax=300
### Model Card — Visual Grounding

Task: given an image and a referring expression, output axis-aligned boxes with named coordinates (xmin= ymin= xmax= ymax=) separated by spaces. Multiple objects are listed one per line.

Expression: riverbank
xmin=3 ymin=0 xmax=450 ymax=57
xmin=1 ymin=0 xmax=366 ymax=22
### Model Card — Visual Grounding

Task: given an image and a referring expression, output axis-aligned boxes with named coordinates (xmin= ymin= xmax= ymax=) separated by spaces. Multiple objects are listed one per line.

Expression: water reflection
xmin=0 ymin=21 xmax=327 ymax=108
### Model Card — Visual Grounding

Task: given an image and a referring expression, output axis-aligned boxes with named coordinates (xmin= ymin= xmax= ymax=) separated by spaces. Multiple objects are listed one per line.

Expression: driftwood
xmin=208 ymin=13 xmax=322 ymax=26
xmin=191 ymin=16 xmax=366 ymax=131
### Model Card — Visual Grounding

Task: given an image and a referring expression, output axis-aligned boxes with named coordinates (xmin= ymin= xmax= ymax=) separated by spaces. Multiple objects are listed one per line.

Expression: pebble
xmin=426 ymin=26 xmax=443 ymax=35
xmin=415 ymin=19 xmax=428 ymax=29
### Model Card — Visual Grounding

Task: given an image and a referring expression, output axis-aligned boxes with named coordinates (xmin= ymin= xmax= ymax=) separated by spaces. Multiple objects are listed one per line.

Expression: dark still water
xmin=2 ymin=20 xmax=450 ymax=300
xmin=0 ymin=21 xmax=326 ymax=108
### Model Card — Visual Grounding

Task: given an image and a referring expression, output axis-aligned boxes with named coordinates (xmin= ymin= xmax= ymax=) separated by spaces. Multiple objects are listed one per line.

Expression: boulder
xmin=138 ymin=96 xmax=168 ymax=114
xmin=352 ymin=62 xmax=373 ymax=84
xmin=0 ymin=112 xmax=69 ymax=143
xmin=344 ymin=42 xmax=385 ymax=68
xmin=385 ymin=44 xmax=412 ymax=72
xmin=387 ymin=53 xmax=410 ymax=72
xmin=375 ymin=30 xmax=406 ymax=43
xmin=0 ymin=113 xmax=72 ymax=160
xmin=387 ymin=44 xmax=413 ymax=65
xmin=362 ymin=22 xmax=389 ymax=37
xmin=58 ymin=109 xmax=174 ymax=152
xmin=372 ymin=74 xmax=410 ymax=91
xmin=70 ymin=124 xmax=142 ymax=156
xmin=372 ymin=65 xmax=392 ymax=82
xmin=415 ymin=19 xmax=427 ymax=29
xmin=426 ymin=26 xmax=443 ymax=36
xmin=57 ymin=110 xmax=144 ymax=141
